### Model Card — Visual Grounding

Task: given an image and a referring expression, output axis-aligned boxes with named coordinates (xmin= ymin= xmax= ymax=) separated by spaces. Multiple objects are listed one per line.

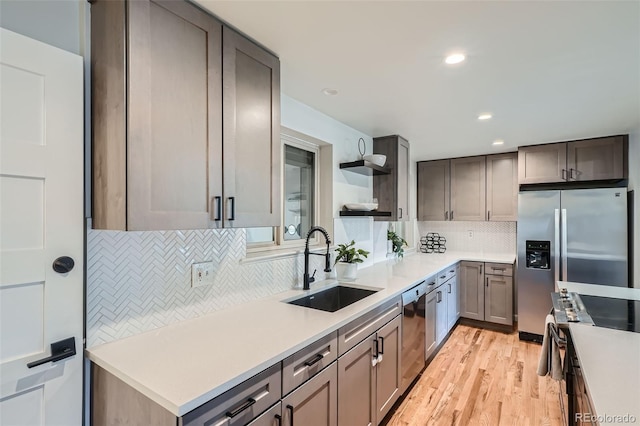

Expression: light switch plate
xmin=191 ymin=261 xmax=214 ymax=288
xmin=467 ymin=230 xmax=474 ymax=238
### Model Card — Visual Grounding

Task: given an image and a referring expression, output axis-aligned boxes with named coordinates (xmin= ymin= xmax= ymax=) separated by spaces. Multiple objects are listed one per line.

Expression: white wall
xmin=627 ymin=130 xmax=640 ymax=288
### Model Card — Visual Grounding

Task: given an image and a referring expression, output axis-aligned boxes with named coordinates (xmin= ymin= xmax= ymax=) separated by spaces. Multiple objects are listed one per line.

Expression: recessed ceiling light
xmin=492 ymin=140 xmax=505 ymax=146
xmin=445 ymin=53 xmax=465 ymax=65
xmin=322 ymin=88 xmax=338 ymax=96
xmin=478 ymin=113 xmax=492 ymax=120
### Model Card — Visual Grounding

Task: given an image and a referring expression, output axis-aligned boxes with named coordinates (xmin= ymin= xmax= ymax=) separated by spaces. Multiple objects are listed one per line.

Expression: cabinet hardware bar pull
xmin=570 ymin=168 xmax=576 ymax=180
xmin=378 ymin=336 xmax=384 ymax=355
xmin=562 ymin=169 xmax=567 ymax=181
xmin=448 ymin=283 xmax=451 ymax=293
xmin=287 ymin=405 xmax=294 ymax=426
xmin=439 ymin=275 xmax=446 ymax=279
xmin=488 ymin=210 xmax=490 ymax=220
xmin=213 ymin=196 xmax=221 ymax=221
xmin=373 ymin=338 xmax=379 ymax=359
xmin=445 ymin=211 xmax=448 ymax=221
xmin=228 ymin=197 xmax=235 ymax=221
xmin=399 ymin=207 xmax=403 ymax=219
xmin=486 ymin=277 xmax=489 ymax=287
xmin=225 ymin=397 xmax=256 ymax=418
xmin=492 ymin=267 xmax=506 ymax=271
xmin=27 ymin=337 xmax=76 ymax=368
xmin=275 ymin=414 xmax=282 ymax=426
xmin=304 ymin=353 xmax=324 ymax=367
xmin=451 ymin=210 xmax=454 ymax=220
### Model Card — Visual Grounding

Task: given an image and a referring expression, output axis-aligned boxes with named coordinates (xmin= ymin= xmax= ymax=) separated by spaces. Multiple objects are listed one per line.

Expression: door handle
xmin=27 ymin=337 xmax=76 ymax=368
xmin=212 ymin=196 xmax=222 ymax=221
xmin=554 ymin=209 xmax=560 ymax=288
xmin=52 ymin=256 xmax=75 ymax=273
xmin=561 ymin=209 xmax=568 ymax=282
xmin=228 ymin=197 xmax=235 ymax=221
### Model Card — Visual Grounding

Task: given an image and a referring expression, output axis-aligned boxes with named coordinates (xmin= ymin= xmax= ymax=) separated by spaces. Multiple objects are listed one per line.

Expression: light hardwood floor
xmin=387 ymin=324 xmax=565 ymax=426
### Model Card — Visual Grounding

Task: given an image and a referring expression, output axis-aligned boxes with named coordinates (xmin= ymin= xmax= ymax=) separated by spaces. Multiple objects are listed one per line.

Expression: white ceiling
xmin=196 ymin=0 xmax=640 ymax=161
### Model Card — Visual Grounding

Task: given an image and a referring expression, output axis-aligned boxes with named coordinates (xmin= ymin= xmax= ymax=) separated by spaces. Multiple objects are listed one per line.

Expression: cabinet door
xmin=450 ymin=156 xmax=486 ymax=221
xmin=435 ymin=288 xmax=448 ymax=345
xmin=425 ymin=290 xmax=437 ymax=360
xmin=486 ymin=153 xmax=518 ymax=221
xmin=375 ymin=315 xmax=401 ymax=423
xmin=337 ymin=338 xmax=376 ymax=426
xmin=282 ymin=362 xmax=337 ymax=426
xmin=459 ymin=262 xmax=485 ymax=321
xmin=127 ymin=0 xmax=222 ymax=231
xmin=445 ymin=277 xmax=458 ymax=331
xmin=518 ymin=143 xmax=567 ymax=184
xmin=223 ymin=27 xmax=281 ymax=228
xmin=373 ymin=136 xmax=410 ymax=222
xmin=567 ymin=136 xmax=627 ymax=181
xmin=485 ymin=275 xmax=513 ymax=326
xmin=417 ymin=160 xmax=450 ymax=221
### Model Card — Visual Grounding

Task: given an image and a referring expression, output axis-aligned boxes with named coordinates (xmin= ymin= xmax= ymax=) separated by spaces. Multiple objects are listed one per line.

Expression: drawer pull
xmin=225 ymin=397 xmax=256 ymax=418
xmin=439 ymin=275 xmax=446 ymax=279
xmin=304 ymin=353 xmax=324 ymax=367
xmin=491 ymin=267 xmax=506 ymax=271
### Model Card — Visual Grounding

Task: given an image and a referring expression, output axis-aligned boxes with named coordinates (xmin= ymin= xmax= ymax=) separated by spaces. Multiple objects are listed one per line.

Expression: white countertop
xmin=561 ymin=282 xmax=640 ymax=425
xmin=568 ymin=325 xmax=640 ymax=425
xmin=85 ymin=251 xmax=515 ymax=416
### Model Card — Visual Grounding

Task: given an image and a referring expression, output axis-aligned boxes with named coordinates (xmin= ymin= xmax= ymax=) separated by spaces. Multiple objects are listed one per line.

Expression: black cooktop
xmin=580 ymin=295 xmax=640 ymax=333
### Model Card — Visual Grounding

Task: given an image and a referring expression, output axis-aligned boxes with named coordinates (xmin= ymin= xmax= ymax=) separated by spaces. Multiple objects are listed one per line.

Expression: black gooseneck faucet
xmin=303 ymin=226 xmax=332 ymax=290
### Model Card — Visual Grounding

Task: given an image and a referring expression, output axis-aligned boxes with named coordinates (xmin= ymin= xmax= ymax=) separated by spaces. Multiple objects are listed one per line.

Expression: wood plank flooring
xmin=387 ymin=324 xmax=565 ymax=426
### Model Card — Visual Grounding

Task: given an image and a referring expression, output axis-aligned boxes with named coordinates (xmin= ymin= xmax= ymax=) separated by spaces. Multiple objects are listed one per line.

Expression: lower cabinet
xmin=337 ymin=314 xmax=402 ymax=426
xmin=460 ymin=261 xmax=514 ymax=326
xmin=435 ymin=285 xmax=448 ymax=345
xmin=445 ymin=274 xmax=459 ymax=331
xmin=282 ymin=362 xmax=338 ymax=426
xmin=425 ymin=289 xmax=438 ymax=361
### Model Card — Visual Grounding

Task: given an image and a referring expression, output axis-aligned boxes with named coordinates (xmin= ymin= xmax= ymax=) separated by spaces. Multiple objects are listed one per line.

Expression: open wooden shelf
xmin=339 ymin=210 xmax=392 ymax=217
xmin=339 ymin=160 xmax=391 ymax=175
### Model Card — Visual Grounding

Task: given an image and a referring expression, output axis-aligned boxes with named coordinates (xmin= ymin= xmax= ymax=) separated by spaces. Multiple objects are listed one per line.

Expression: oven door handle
xmin=554 ymin=209 xmax=560 ymax=289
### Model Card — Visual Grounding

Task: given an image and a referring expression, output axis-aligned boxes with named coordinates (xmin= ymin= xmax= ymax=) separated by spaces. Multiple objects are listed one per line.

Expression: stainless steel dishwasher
xmin=401 ymin=281 xmax=427 ymax=394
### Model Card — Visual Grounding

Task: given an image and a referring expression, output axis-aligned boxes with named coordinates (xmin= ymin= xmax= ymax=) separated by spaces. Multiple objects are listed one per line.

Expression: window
xmin=246 ymin=128 xmax=331 ymax=254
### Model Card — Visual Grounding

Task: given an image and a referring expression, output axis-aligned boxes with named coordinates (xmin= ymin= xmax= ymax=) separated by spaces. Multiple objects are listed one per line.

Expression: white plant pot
xmin=336 ymin=262 xmax=358 ymax=281
xmin=387 ymin=240 xmax=393 ymax=255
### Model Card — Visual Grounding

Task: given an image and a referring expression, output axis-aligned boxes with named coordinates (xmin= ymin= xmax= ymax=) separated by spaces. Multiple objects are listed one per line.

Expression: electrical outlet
xmin=467 ymin=230 xmax=474 ymax=238
xmin=191 ymin=261 xmax=214 ymax=288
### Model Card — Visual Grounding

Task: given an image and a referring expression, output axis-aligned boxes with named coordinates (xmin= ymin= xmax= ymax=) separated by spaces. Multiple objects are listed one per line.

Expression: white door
xmin=0 ymin=28 xmax=84 ymax=426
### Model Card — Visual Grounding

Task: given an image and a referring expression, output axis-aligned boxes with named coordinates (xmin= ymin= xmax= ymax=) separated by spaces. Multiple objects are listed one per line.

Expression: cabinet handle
xmin=488 ymin=210 xmax=490 ymax=221
xmin=448 ymin=283 xmax=451 ymax=293
xmin=486 ymin=277 xmax=489 ymax=287
xmin=228 ymin=197 xmax=236 ymax=221
xmin=373 ymin=338 xmax=379 ymax=359
xmin=213 ymin=196 xmax=222 ymax=221
xmin=225 ymin=397 xmax=256 ymax=418
xmin=275 ymin=414 xmax=282 ymax=426
xmin=562 ymin=168 xmax=567 ymax=181
xmin=439 ymin=275 xmax=446 ymax=279
xmin=436 ymin=291 xmax=441 ymax=303
xmin=445 ymin=211 xmax=448 ymax=221
xmin=570 ymin=168 xmax=576 ymax=180
xmin=287 ymin=405 xmax=294 ymax=426
xmin=492 ymin=267 xmax=506 ymax=271
xmin=451 ymin=210 xmax=454 ymax=220
xmin=304 ymin=353 xmax=324 ymax=367
xmin=378 ymin=336 xmax=384 ymax=355
xmin=399 ymin=207 xmax=403 ymax=219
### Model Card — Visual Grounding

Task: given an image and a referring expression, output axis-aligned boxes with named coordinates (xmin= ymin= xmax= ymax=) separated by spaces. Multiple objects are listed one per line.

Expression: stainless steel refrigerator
xmin=517 ymin=187 xmax=628 ymax=339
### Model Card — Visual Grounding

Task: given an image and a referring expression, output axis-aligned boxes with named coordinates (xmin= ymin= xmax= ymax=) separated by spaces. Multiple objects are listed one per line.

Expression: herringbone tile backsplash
xmin=86 ymin=228 xmax=327 ymax=347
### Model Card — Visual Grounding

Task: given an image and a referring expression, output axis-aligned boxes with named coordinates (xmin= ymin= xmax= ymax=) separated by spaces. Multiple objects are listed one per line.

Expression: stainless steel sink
xmin=287 ymin=285 xmax=378 ymax=312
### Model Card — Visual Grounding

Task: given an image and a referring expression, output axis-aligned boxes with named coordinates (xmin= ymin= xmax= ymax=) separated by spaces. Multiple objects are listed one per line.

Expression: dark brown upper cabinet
xmin=373 ymin=135 xmax=410 ymax=221
xmin=417 ymin=160 xmax=450 ymax=221
xmin=518 ymin=135 xmax=627 ymax=185
xmin=91 ymin=0 xmax=280 ymax=230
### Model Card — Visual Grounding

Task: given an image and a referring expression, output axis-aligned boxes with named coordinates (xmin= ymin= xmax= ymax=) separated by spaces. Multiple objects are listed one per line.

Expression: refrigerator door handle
xmin=561 ymin=209 xmax=568 ymax=283
xmin=554 ymin=209 xmax=560 ymax=288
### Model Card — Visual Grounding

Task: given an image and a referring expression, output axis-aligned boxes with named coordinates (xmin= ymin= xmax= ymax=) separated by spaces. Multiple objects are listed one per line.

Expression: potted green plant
xmin=334 ymin=240 xmax=369 ymax=281
xmin=387 ymin=230 xmax=408 ymax=259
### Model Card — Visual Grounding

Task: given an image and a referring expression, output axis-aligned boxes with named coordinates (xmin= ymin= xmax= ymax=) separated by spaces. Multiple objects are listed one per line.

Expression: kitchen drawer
xmin=484 ymin=262 xmax=513 ymax=276
xmin=436 ymin=265 xmax=457 ymax=286
xmin=282 ymin=331 xmax=338 ymax=395
xmin=338 ymin=297 xmax=402 ymax=356
xmin=181 ymin=364 xmax=281 ymax=426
